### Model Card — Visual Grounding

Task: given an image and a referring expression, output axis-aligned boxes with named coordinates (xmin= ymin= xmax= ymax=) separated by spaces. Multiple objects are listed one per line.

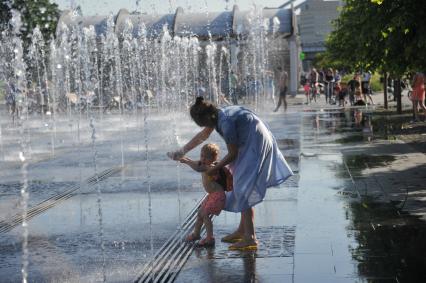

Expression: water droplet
xmin=56 ymin=64 xmax=62 ymax=69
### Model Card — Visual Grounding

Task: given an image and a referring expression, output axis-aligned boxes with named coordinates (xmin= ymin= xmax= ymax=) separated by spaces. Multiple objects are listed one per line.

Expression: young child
xmin=179 ymin=143 xmax=232 ymax=247
xmin=303 ymin=82 xmax=311 ymax=104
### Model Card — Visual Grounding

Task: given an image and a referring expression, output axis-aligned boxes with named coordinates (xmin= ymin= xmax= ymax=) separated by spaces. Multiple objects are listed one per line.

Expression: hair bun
xmin=195 ymin=96 xmax=204 ymax=105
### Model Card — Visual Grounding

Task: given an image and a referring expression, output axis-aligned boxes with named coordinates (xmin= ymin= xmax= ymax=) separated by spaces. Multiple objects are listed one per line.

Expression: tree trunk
xmin=395 ymin=78 xmax=402 ymax=114
xmin=383 ymin=72 xmax=388 ymax=109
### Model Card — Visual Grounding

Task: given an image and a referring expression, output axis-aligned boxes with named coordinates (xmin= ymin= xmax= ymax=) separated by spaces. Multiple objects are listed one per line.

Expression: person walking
xmin=309 ymin=68 xmax=319 ymax=103
xmin=411 ymin=72 xmax=426 ymax=122
xmin=324 ymin=68 xmax=335 ymax=104
xmin=168 ymin=97 xmax=293 ymax=250
xmin=361 ymin=71 xmax=374 ymax=105
xmin=273 ymin=66 xmax=288 ymax=112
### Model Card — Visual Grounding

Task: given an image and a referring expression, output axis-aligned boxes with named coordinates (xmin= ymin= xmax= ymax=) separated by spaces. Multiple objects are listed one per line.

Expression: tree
xmin=0 ymin=0 xmax=60 ymax=47
xmin=324 ymin=0 xmax=426 ymax=112
xmin=325 ymin=0 xmax=426 ymax=75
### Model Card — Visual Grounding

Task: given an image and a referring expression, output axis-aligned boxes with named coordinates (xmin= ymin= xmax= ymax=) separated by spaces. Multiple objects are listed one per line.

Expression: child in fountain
xmin=179 ymin=143 xmax=232 ymax=247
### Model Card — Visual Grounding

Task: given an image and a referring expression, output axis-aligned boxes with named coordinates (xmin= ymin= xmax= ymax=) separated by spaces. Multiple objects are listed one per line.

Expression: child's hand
xmin=179 ymin=156 xmax=190 ymax=164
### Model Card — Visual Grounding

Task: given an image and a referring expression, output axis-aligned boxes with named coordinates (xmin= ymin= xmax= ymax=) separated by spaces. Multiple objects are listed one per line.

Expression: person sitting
xmin=353 ymin=89 xmax=366 ymax=106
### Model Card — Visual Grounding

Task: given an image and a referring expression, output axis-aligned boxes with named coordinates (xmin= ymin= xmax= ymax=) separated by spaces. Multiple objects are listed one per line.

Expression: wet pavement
xmin=177 ymin=100 xmax=426 ymax=282
xmin=1 ymin=97 xmax=426 ymax=282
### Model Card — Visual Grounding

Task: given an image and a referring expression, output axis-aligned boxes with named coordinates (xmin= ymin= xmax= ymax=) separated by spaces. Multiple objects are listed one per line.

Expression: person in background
xmin=273 ymin=66 xmax=288 ymax=112
xmin=303 ymin=81 xmax=311 ymax=104
xmin=309 ymin=68 xmax=319 ymax=102
xmin=347 ymin=73 xmax=361 ymax=106
xmin=324 ymin=68 xmax=335 ymax=104
xmin=264 ymin=70 xmax=275 ymax=104
xmin=361 ymin=71 xmax=375 ymax=105
xmin=411 ymin=72 xmax=426 ymax=122
xmin=338 ymin=82 xmax=348 ymax=107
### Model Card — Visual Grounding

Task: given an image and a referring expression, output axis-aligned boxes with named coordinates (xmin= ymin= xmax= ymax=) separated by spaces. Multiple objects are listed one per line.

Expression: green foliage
xmin=341 ymin=73 xmax=383 ymax=92
xmin=0 ymin=0 xmax=60 ymax=48
xmin=370 ymin=73 xmax=383 ymax=92
xmin=324 ymin=0 xmax=426 ymax=76
xmin=314 ymin=52 xmax=352 ymax=72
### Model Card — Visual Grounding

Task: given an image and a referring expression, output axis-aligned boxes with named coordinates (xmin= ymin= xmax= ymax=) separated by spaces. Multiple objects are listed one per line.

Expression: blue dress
xmin=216 ymin=106 xmax=293 ymax=212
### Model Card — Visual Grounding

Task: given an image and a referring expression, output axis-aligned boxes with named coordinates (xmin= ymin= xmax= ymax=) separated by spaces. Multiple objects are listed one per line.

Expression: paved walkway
xmin=1 ymin=91 xmax=425 ymax=282
xmin=174 ymin=93 xmax=426 ymax=282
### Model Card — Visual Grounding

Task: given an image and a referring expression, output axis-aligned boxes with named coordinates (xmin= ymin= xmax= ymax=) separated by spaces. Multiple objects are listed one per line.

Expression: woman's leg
xmin=283 ymin=95 xmax=288 ymax=111
xmin=367 ymin=94 xmax=374 ymax=105
xmin=229 ymin=208 xmax=258 ymax=249
xmin=274 ymin=96 xmax=282 ymax=112
xmin=242 ymin=207 xmax=256 ymax=242
xmin=221 ymin=213 xmax=244 ymax=242
xmin=413 ymin=100 xmax=419 ymax=121
xmin=419 ymin=100 xmax=426 ymax=120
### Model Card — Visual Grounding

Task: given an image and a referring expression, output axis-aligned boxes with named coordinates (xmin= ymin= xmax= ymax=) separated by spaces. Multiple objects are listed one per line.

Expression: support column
xmin=230 ymin=43 xmax=239 ymax=72
xmin=289 ymin=36 xmax=298 ymax=96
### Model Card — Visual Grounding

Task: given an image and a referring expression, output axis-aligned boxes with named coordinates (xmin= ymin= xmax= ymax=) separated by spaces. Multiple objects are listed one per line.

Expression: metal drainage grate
xmin=0 ymin=166 xmax=123 ymax=233
xmin=135 ymin=194 xmax=210 ymax=283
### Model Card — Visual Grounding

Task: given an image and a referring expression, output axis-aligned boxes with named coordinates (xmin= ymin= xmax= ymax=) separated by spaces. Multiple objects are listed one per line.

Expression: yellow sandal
xmin=228 ymin=241 xmax=258 ymax=251
xmin=221 ymin=234 xmax=243 ymax=243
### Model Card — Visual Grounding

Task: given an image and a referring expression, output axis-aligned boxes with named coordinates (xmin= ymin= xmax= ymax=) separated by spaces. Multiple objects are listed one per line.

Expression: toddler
xmin=179 ymin=143 xmax=232 ymax=247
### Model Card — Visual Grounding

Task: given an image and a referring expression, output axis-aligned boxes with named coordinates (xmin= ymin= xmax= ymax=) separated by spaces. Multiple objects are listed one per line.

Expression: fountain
xmin=0 ymin=4 xmax=297 ymax=282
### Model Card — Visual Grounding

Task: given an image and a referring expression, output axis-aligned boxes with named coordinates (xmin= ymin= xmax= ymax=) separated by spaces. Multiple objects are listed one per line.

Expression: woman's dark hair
xmin=190 ymin=97 xmax=218 ymax=127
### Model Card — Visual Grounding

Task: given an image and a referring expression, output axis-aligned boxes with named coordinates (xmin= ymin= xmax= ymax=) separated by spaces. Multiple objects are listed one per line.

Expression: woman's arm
xmin=168 ymin=127 xmax=214 ymax=160
xmin=182 ymin=127 xmax=214 ymax=153
xmin=206 ymin=143 xmax=238 ymax=175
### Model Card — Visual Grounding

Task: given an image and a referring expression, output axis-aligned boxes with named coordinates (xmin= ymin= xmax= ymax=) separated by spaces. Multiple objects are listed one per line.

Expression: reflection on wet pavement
xmin=1 ymin=107 xmax=426 ymax=282
xmin=350 ymin=201 xmax=426 ymax=282
xmin=196 ymin=226 xmax=295 ymax=259
xmin=299 ymin=108 xmax=426 ymax=283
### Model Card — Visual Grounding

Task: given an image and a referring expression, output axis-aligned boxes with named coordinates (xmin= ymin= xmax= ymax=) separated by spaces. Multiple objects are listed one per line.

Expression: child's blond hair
xmin=201 ymin=143 xmax=220 ymax=161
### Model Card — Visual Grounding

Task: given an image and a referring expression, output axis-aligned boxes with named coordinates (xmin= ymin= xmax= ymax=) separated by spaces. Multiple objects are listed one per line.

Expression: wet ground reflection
xmin=349 ymin=201 xmax=426 ymax=282
xmin=306 ymin=107 xmax=426 ymax=282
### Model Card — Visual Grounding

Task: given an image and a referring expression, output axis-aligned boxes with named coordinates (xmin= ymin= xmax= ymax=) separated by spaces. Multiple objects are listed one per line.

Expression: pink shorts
xmin=303 ymin=84 xmax=310 ymax=93
xmin=201 ymin=191 xmax=226 ymax=216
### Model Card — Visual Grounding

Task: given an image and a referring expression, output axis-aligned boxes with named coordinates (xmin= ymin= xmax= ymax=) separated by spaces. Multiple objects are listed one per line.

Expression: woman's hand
xmin=167 ymin=149 xmax=185 ymax=160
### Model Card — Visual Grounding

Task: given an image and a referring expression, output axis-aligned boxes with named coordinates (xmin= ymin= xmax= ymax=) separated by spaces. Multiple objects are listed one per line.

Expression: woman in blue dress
xmin=169 ymin=97 xmax=293 ymax=250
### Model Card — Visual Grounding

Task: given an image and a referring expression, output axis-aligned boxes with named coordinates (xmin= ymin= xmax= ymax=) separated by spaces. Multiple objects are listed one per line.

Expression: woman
xmin=168 ymin=97 xmax=293 ymax=250
xmin=411 ymin=72 xmax=426 ymax=122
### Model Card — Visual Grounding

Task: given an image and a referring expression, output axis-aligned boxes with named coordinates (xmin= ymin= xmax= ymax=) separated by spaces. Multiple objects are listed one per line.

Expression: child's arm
xmin=179 ymin=157 xmax=208 ymax=172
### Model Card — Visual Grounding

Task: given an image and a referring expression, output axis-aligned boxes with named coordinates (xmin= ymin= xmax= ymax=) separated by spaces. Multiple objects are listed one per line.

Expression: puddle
xmin=343 ymin=154 xmax=396 ymax=175
xmin=335 ymin=134 xmax=364 ymax=144
xmin=349 ymin=201 xmax=426 ymax=282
